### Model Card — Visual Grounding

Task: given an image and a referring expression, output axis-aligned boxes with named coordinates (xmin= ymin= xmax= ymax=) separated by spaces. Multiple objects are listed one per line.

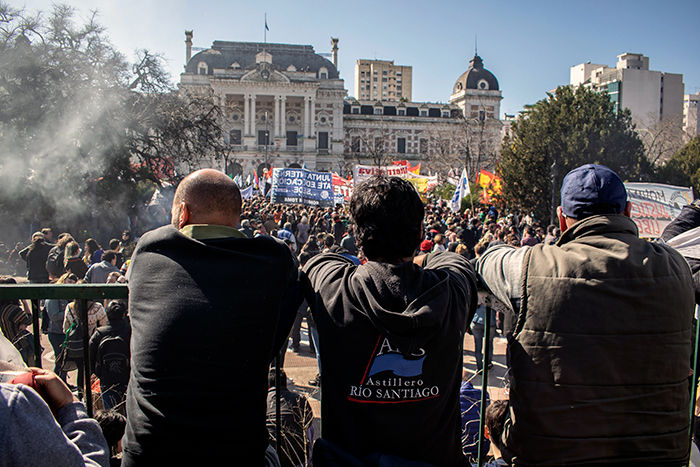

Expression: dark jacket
xmin=122 ymin=225 xmax=298 ymax=466
xmin=302 ymin=251 xmax=477 ymax=467
xmin=507 ymin=215 xmax=694 ymax=466
xmin=24 ymin=242 xmax=51 ymax=282
xmin=65 ymin=257 xmax=88 ymax=280
xmin=89 ymin=319 xmax=131 ymax=389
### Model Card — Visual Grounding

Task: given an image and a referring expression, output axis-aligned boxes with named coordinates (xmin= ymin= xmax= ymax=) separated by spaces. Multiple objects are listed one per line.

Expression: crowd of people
xmin=1 ymin=163 xmax=699 ymax=467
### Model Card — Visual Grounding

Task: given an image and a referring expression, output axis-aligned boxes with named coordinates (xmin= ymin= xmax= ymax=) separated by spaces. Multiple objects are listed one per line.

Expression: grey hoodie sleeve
xmin=475 ymin=244 xmax=529 ymax=310
xmin=0 ymin=384 xmax=109 ymax=467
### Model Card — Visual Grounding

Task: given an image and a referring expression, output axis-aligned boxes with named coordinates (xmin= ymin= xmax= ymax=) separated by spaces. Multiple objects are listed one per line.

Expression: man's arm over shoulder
xmin=476 ymin=244 xmax=529 ymax=309
xmin=421 ymin=251 xmax=479 ymax=324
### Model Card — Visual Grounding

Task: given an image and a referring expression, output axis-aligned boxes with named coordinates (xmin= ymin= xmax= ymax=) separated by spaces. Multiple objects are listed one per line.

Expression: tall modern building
xmin=354 ymin=59 xmax=412 ymax=101
xmin=570 ymin=53 xmax=685 ymax=126
xmin=684 ymin=92 xmax=700 ymax=137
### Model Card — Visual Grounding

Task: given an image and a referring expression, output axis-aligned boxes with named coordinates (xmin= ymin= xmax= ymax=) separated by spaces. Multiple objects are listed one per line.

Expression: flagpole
xmin=465 ymin=165 xmax=474 ymax=217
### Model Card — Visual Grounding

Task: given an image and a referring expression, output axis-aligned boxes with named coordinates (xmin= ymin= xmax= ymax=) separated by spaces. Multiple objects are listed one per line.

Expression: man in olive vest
xmin=477 ymin=164 xmax=694 ymax=466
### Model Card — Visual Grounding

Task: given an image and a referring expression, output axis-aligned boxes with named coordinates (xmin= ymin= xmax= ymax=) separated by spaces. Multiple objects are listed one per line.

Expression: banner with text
xmin=270 ymin=168 xmax=334 ymax=207
xmin=353 ymin=165 xmax=409 ymax=186
xmin=332 ymin=173 xmax=354 ymax=205
xmin=624 ymin=182 xmax=694 ymax=238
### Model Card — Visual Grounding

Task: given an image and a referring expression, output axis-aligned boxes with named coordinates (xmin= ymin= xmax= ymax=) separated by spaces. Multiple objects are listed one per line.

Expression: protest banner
xmin=353 ymin=164 xmax=408 ymax=185
xmin=270 ymin=168 xmax=334 ymax=207
xmin=332 ymin=173 xmax=354 ymax=205
xmin=405 ymin=172 xmax=438 ymax=193
xmin=624 ymin=182 xmax=693 ymax=238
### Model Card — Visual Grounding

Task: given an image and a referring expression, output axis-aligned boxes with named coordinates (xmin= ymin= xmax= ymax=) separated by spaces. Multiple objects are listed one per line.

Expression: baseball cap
xmin=420 ymin=240 xmax=434 ymax=252
xmin=560 ymin=164 xmax=627 ymax=219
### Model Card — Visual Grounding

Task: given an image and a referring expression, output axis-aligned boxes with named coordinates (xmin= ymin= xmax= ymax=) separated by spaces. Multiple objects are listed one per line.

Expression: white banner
xmin=624 ymin=182 xmax=694 ymax=238
xmin=353 ymin=165 xmax=408 ymax=186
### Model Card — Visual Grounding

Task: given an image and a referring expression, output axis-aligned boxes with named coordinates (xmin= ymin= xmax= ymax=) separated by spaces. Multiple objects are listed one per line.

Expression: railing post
xmin=688 ymin=305 xmax=700 ymax=466
xmin=275 ymin=351 xmax=282 ymax=459
xmin=477 ymin=306 xmax=492 ymax=467
xmin=31 ymin=299 xmax=42 ymax=367
xmin=78 ymin=299 xmax=93 ymax=417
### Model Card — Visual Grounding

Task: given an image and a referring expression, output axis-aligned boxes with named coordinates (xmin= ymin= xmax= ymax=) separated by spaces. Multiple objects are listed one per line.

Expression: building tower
xmin=449 ymin=54 xmax=502 ymax=122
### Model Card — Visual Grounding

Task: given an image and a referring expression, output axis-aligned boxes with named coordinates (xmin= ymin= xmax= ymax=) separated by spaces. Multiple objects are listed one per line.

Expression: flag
xmin=408 ymin=162 xmax=421 ymax=174
xmin=449 ymin=168 xmax=469 ymax=213
xmin=302 ymin=161 xmax=306 ymax=170
xmin=253 ymin=171 xmax=260 ymax=190
xmin=240 ymin=184 xmax=254 ymax=199
xmin=265 ymin=14 xmax=269 ymax=31
xmin=233 ymin=174 xmax=242 ymax=186
xmin=246 ymin=174 xmax=251 ymax=186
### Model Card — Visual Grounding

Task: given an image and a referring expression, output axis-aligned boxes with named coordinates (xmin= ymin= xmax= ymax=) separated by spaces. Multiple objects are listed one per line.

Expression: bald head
xmin=172 ymin=169 xmax=242 ymax=229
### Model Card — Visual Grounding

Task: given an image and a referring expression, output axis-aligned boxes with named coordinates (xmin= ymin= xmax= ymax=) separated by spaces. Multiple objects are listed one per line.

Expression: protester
xmin=46 ymin=233 xmax=74 ymax=280
xmin=83 ymin=238 xmax=103 ymax=266
xmin=85 ymin=250 xmax=121 ymax=284
xmin=45 ymin=272 xmax=79 ymax=381
xmin=483 ymin=400 xmax=510 ymax=467
xmin=89 ymin=300 xmax=130 ymax=412
xmin=266 ymin=369 xmax=314 ymax=467
xmin=476 ymin=164 xmax=695 ymax=465
xmin=21 ymin=232 xmax=51 ymax=283
xmin=122 ymin=169 xmax=298 ymax=466
xmin=302 ymin=176 xmax=477 ymax=466
xmin=64 ymin=241 xmax=88 ymax=279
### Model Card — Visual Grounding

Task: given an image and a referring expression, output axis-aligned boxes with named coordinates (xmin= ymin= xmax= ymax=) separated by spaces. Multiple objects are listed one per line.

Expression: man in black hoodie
xmin=302 ymin=176 xmax=478 ymax=466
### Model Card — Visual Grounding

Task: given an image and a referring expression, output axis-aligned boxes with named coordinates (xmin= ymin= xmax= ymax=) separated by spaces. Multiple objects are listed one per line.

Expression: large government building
xmin=179 ymin=32 xmax=505 ymax=179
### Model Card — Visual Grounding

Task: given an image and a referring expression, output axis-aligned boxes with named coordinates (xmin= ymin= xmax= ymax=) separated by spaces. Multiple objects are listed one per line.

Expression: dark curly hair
xmin=350 ymin=176 xmax=424 ymax=262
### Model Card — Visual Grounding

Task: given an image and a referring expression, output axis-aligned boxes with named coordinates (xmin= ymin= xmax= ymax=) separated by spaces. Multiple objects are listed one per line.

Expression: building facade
xmin=354 ymin=59 xmax=412 ymax=102
xmin=571 ymin=53 xmax=685 ymax=127
xmin=179 ymin=32 xmax=504 ymax=179
xmin=179 ymin=33 xmax=346 ymax=176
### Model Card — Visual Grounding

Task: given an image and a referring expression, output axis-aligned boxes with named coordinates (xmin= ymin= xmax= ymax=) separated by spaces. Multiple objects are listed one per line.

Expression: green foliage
xmin=499 ymin=85 xmax=649 ymax=221
xmin=660 ymin=135 xmax=700 ymax=196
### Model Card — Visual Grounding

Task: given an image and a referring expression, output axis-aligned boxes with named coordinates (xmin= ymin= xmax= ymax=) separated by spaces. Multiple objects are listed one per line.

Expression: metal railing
xmin=2 ymin=284 xmax=697 ymax=465
xmin=0 ymin=284 xmax=128 ymax=417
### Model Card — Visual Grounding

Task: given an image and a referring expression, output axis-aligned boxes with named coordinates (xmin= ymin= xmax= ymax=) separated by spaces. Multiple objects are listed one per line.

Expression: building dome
xmin=453 ymin=55 xmax=499 ymax=94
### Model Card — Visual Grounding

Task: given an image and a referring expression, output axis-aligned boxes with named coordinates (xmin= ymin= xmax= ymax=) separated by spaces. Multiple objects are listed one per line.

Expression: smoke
xmin=0 ymin=3 xmax=168 ymax=247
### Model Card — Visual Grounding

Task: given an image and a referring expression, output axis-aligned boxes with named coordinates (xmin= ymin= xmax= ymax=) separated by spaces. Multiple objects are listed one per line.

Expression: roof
xmin=185 ymin=41 xmax=339 ymax=78
xmin=453 ymin=54 xmax=499 ymax=93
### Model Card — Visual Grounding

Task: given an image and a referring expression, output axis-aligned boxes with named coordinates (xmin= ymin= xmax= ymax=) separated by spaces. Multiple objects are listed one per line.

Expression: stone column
xmin=250 ymin=95 xmax=257 ymax=139
xmin=303 ymin=96 xmax=310 ymax=138
xmin=244 ymin=95 xmax=250 ymax=136
xmin=274 ymin=96 xmax=281 ymax=138
xmin=333 ymin=101 xmax=342 ymax=141
xmin=310 ymin=96 xmax=316 ymax=138
xmin=280 ymin=96 xmax=287 ymax=137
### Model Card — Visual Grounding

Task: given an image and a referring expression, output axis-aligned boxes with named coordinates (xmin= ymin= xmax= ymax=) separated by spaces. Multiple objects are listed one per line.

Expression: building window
xmin=351 ymin=136 xmax=361 ymax=154
xmin=398 ymin=109 xmax=406 ymax=116
xmin=397 ymin=72 xmax=402 ymax=76
xmin=382 ymin=77 xmax=388 ymax=82
xmin=374 ymin=137 xmax=384 ymax=153
xmin=320 ymin=72 xmax=327 ymax=79
xmin=397 ymin=137 xmax=406 ymax=154
xmin=318 ymin=132 xmax=329 ymax=149
xmin=374 ymin=108 xmax=382 ymax=115
xmin=258 ymin=130 xmax=270 ymax=146
xmin=352 ymin=107 xmax=359 ymax=114
xmin=374 ymin=77 xmax=378 ymax=82
xmin=360 ymin=94 xmax=365 ymax=98
xmin=373 ymin=70 xmax=378 ymax=74
xmin=198 ymin=62 xmax=208 ymax=75
xmin=479 ymin=110 xmax=485 ymax=121
xmin=420 ymin=110 xmax=428 ymax=117
xmin=442 ymin=111 xmax=450 ymax=118
xmin=383 ymin=70 xmax=387 ymax=75
xmin=397 ymin=86 xmax=402 ymax=91
xmin=360 ymin=86 xmax=365 ymax=90
xmin=286 ymin=131 xmax=298 ymax=146
xmin=419 ymin=138 xmax=428 ymax=154
xmin=229 ymin=130 xmax=241 ymax=145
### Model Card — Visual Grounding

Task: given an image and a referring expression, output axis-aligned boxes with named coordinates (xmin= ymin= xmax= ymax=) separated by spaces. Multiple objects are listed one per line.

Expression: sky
xmin=17 ymin=0 xmax=700 ymax=116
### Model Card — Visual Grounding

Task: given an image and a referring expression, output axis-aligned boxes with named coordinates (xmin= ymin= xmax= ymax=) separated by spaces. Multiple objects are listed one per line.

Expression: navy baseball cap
xmin=560 ymin=164 xmax=627 ymax=219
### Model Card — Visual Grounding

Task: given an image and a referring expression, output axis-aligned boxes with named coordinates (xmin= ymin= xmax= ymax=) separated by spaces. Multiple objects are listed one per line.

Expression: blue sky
xmin=20 ymin=0 xmax=700 ymax=116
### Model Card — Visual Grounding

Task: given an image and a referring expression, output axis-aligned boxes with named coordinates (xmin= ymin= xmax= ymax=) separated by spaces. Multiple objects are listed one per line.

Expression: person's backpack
xmin=45 ymin=246 xmax=63 ymax=277
xmin=62 ymin=306 xmax=83 ymax=361
xmin=95 ymin=334 xmax=130 ymax=380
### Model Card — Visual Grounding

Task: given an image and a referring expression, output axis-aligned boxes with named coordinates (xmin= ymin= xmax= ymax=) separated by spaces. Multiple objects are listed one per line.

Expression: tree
xmin=0 ymin=3 xmax=224 ymax=243
xmin=498 ymin=85 xmax=649 ymax=223
xmin=636 ymin=114 xmax=691 ymax=167
xmin=659 ymin=135 xmax=700 ymax=196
